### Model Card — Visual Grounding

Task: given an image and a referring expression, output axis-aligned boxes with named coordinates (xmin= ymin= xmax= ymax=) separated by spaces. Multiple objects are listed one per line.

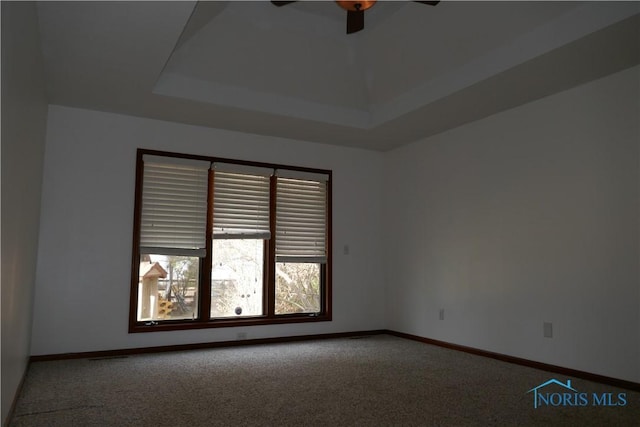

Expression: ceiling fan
xmin=271 ymin=1 xmax=440 ymax=34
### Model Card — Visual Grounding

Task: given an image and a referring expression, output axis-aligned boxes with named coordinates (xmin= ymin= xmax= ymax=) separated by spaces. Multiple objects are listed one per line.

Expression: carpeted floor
xmin=9 ymin=335 xmax=640 ymax=426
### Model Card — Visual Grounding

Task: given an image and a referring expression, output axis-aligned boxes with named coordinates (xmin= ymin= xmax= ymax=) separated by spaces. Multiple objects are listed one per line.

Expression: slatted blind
xmin=140 ymin=156 xmax=210 ymax=256
xmin=213 ymin=164 xmax=272 ymax=239
xmin=276 ymin=171 xmax=328 ymax=263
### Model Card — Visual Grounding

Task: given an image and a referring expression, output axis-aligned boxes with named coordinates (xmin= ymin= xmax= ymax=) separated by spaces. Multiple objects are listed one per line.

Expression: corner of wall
xmin=1 ymin=1 xmax=49 ymax=424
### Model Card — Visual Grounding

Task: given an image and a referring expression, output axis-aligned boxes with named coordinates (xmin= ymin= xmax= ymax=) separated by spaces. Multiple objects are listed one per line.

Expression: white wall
xmin=30 ymin=105 xmax=386 ymax=355
xmin=1 ymin=2 xmax=49 ymax=423
xmin=384 ymin=66 xmax=640 ymax=383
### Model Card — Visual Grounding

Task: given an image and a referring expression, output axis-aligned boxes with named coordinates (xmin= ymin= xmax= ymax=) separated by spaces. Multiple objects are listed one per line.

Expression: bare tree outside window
xmin=275 ymin=263 xmax=320 ymax=314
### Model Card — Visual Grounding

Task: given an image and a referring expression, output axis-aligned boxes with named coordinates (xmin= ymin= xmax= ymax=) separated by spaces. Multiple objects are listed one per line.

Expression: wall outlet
xmin=439 ymin=309 xmax=445 ymax=321
xmin=543 ymin=322 xmax=553 ymax=338
xmin=237 ymin=332 xmax=247 ymax=340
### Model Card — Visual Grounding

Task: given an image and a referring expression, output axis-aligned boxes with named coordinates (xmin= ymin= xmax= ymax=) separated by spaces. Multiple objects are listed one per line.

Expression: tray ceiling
xmin=36 ymin=1 xmax=640 ymax=151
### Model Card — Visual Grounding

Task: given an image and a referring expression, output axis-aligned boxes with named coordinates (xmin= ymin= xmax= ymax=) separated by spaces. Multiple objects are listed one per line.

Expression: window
xmin=275 ymin=172 xmax=328 ymax=314
xmin=130 ymin=149 xmax=331 ymax=332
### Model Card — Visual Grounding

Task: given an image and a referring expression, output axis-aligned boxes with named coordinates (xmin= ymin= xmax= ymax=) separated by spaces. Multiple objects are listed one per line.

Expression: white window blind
xmin=276 ymin=174 xmax=328 ymax=263
xmin=213 ymin=165 xmax=272 ymax=239
xmin=140 ymin=156 xmax=210 ymax=256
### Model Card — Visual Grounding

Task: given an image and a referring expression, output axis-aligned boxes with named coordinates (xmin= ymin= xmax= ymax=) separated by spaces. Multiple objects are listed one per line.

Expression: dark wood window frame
xmin=129 ymin=149 xmax=332 ymax=333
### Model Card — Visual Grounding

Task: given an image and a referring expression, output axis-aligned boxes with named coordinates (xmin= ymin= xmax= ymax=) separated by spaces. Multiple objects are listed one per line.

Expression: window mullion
xmin=326 ymin=177 xmax=332 ymax=319
xmin=267 ymin=174 xmax=277 ymax=317
xmin=199 ymin=168 xmax=214 ymax=321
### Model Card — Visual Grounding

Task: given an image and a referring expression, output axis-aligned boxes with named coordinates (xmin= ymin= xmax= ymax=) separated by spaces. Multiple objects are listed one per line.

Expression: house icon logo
xmin=527 ymin=379 xmax=578 ymax=409
xmin=526 ymin=378 xmax=627 ymax=408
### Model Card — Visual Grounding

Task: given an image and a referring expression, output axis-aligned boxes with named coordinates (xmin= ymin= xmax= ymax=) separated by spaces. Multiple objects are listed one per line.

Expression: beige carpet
xmin=10 ymin=335 xmax=640 ymax=426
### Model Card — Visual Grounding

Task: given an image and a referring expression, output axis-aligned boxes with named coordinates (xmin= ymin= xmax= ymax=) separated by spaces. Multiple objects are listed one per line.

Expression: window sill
xmin=129 ymin=313 xmax=331 ymax=333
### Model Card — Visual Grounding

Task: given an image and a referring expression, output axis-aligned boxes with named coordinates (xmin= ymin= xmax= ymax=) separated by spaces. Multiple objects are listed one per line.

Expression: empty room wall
xmin=30 ymin=105 xmax=386 ymax=355
xmin=384 ymin=65 xmax=640 ymax=383
xmin=1 ymin=1 xmax=48 ymax=423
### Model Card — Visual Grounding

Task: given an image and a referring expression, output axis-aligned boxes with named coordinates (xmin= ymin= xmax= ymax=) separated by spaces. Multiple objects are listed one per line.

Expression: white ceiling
xmin=36 ymin=1 xmax=640 ymax=151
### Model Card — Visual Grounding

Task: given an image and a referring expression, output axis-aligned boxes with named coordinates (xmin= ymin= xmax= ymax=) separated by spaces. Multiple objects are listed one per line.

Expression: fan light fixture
xmin=271 ymin=1 xmax=439 ymax=34
xmin=335 ymin=1 xmax=377 ymax=12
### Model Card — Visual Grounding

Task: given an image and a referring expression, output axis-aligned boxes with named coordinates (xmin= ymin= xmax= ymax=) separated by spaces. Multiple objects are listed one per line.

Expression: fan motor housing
xmin=336 ymin=1 xmax=376 ymax=12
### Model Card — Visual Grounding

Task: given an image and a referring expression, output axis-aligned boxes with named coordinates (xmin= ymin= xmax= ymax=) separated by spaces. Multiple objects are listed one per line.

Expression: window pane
xmin=137 ymin=254 xmax=199 ymax=321
xmin=211 ymin=239 xmax=264 ymax=318
xmin=275 ymin=262 xmax=321 ymax=314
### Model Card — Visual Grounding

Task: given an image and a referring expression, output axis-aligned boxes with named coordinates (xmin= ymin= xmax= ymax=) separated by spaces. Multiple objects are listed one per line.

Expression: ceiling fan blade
xmin=271 ymin=1 xmax=297 ymax=6
xmin=346 ymin=10 xmax=364 ymax=34
xmin=413 ymin=1 xmax=440 ymax=5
